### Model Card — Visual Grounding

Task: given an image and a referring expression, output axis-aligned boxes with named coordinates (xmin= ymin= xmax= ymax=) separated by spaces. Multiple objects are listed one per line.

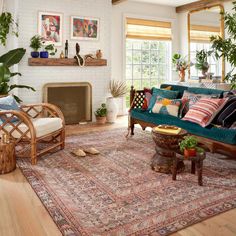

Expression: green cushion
xmin=187 ymin=87 xmax=225 ymax=97
xmin=148 ymin=88 xmax=179 ymax=111
xmin=131 ymin=109 xmax=236 ymax=145
xmin=160 ymin=84 xmax=188 ymax=98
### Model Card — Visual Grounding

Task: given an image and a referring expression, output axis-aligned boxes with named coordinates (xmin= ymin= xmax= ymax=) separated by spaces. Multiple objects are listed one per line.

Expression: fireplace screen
xmin=43 ymin=83 xmax=92 ymax=124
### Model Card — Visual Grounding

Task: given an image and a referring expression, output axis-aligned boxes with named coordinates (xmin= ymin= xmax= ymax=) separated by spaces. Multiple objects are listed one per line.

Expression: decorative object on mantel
xmin=195 ymin=49 xmax=210 ymax=78
xmin=65 ymin=40 xmax=68 ymax=58
xmin=106 ymin=80 xmax=127 ymax=123
xmin=0 ymin=48 xmax=35 ymax=102
xmin=30 ymin=35 xmax=43 ymax=58
xmin=70 ymin=16 xmax=99 ymax=41
xmin=40 ymin=42 xmax=57 ymax=58
xmin=74 ymin=43 xmax=85 ymax=67
xmin=60 ymin=50 xmax=64 ymax=59
xmin=38 ymin=11 xmax=63 ymax=46
xmin=172 ymin=53 xmax=192 ymax=82
xmin=210 ymin=2 xmax=236 ymax=89
xmin=94 ymin=103 xmax=107 ymax=124
xmin=96 ymin=49 xmax=102 ymax=59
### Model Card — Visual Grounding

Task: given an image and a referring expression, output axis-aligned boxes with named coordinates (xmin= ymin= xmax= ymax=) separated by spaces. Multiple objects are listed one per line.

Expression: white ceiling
xmin=131 ymin=0 xmax=197 ymax=7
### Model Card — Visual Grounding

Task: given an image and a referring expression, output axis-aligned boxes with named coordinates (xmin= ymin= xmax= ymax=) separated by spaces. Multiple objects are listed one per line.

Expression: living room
xmin=0 ymin=0 xmax=235 ymax=235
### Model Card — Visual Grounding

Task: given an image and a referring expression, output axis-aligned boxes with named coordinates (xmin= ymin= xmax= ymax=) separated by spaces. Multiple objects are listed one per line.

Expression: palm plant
xmin=0 ymin=48 xmax=35 ymax=102
xmin=210 ymin=1 xmax=236 ymax=89
xmin=109 ymin=80 xmax=127 ymax=97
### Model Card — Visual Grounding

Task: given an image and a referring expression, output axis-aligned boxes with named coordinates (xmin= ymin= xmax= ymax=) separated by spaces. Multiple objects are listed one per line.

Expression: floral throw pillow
xmin=182 ymin=98 xmax=228 ymax=127
xmin=151 ymin=97 xmax=185 ymax=118
xmin=142 ymin=88 xmax=152 ymax=110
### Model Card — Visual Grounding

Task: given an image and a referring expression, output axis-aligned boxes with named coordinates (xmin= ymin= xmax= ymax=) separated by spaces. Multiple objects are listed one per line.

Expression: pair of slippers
xmin=72 ymin=147 xmax=100 ymax=157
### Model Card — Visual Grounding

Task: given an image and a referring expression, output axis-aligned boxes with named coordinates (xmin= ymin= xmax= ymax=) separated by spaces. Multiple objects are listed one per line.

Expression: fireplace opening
xmin=43 ymin=82 xmax=92 ymax=125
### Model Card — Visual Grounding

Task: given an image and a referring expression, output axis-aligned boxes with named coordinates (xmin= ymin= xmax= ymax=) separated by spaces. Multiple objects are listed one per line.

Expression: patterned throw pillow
xmin=142 ymin=88 xmax=152 ymax=110
xmin=182 ymin=98 xmax=228 ymax=127
xmin=151 ymin=97 xmax=184 ymax=118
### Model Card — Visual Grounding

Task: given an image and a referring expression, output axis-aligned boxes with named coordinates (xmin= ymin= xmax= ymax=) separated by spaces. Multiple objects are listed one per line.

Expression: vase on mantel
xmin=106 ymin=97 xmax=118 ymax=123
xmin=179 ymin=69 xmax=186 ymax=82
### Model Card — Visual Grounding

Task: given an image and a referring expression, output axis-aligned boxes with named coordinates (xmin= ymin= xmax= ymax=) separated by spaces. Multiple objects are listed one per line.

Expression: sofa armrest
xmin=20 ymin=103 xmax=65 ymax=126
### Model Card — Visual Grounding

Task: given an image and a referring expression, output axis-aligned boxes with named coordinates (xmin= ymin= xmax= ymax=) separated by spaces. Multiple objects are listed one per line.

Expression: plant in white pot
xmin=106 ymin=80 xmax=127 ymax=123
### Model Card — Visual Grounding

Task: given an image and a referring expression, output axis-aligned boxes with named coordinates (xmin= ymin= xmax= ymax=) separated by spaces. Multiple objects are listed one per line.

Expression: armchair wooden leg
xmin=31 ymin=142 xmax=37 ymax=165
xmin=60 ymin=130 xmax=65 ymax=150
xmin=130 ymin=118 xmax=135 ymax=135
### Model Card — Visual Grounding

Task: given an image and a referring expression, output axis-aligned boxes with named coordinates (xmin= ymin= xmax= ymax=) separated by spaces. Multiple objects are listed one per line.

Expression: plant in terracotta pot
xmin=195 ymin=49 xmax=210 ymax=77
xmin=30 ymin=35 xmax=43 ymax=58
xmin=172 ymin=53 xmax=192 ymax=82
xmin=94 ymin=103 xmax=107 ymax=124
xmin=106 ymin=80 xmax=127 ymax=123
xmin=179 ymin=135 xmax=198 ymax=158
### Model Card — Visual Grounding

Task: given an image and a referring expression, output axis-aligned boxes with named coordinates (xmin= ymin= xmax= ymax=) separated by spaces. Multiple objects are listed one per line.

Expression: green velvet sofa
xmin=129 ymin=84 xmax=236 ymax=157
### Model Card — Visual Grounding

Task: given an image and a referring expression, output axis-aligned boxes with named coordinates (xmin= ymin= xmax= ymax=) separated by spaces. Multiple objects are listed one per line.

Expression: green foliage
xmin=172 ymin=53 xmax=192 ymax=71
xmin=210 ymin=1 xmax=236 ymax=89
xmin=179 ymin=136 xmax=198 ymax=152
xmin=0 ymin=48 xmax=35 ymax=102
xmin=0 ymin=12 xmax=18 ymax=46
xmin=195 ymin=49 xmax=209 ymax=71
xmin=94 ymin=103 xmax=107 ymax=117
xmin=43 ymin=43 xmax=57 ymax=56
xmin=30 ymin=35 xmax=43 ymax=51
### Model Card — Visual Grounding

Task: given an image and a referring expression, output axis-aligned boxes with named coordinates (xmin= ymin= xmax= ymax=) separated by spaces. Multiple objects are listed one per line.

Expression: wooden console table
xmin=0 ymin=141 xmax=16 ymax=174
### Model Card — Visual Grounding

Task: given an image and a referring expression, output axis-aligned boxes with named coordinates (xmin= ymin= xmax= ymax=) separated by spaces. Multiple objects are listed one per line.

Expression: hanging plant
xmin=0 ymin=12 xmax=19 ymax=46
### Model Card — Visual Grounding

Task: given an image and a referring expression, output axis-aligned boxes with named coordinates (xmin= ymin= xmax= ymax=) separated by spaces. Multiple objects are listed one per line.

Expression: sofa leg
xmin=131 ymin=123 xmax=135 ymax=135
xmin=60 ymin=130 xmax=65 ymax=150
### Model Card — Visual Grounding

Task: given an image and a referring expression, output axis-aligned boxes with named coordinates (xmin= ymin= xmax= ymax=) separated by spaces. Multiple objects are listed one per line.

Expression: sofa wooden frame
xmin=129 ymin=86 xmax=236 ymax=157
xmin=0 ymin=103 xmax=65 ymax=165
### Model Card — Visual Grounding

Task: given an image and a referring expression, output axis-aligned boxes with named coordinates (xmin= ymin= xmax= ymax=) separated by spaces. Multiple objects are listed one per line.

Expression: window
xmin=125 ymin=18 xmax=172 ymax=108
xmin=190 ymin=24 xmax=222 ymax=78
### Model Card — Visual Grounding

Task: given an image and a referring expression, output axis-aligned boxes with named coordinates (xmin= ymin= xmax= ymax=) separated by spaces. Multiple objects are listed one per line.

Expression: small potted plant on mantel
xmin=94 ymin=103 xmax=107 ymax=124
xmin=179 ymin=135 xmax=204 ymax=158
xmin=30 ymin=35 xmax=43 ymax=58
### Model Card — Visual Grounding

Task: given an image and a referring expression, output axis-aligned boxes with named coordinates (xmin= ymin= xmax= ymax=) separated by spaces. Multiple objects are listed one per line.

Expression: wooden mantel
xmin=28 ymin=58 xmax=107 ymax=67
xmin=112 ymin=0 xmax=127 ymax=5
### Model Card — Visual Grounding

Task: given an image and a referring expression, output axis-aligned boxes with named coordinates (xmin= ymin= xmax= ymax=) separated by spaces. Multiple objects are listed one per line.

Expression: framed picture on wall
xmin=70 ymin=16 xmax=99 ymax=41
xmin=38 ymin=11 xmax=63 ymax=46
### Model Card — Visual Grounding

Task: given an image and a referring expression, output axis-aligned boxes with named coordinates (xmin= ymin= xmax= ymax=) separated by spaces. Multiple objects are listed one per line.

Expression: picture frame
xmin=70 ymin=16 xmax=99 ymax=41
xmin=38 ymin=11 xmax=63 ymax=46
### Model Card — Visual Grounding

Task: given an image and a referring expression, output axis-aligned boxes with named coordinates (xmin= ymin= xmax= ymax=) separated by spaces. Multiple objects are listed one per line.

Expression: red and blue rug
xmin=17 ymin=129 xmax=236 ymax=236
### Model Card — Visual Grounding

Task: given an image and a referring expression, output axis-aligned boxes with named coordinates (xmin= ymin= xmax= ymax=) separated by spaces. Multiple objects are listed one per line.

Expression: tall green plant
xmin=210 ymin=1 xmax=236 ymax=89
xmin=0 ymin=12 xmax=18 ymax=46
xmin=0 ymin=48 xmax=35 ymax=102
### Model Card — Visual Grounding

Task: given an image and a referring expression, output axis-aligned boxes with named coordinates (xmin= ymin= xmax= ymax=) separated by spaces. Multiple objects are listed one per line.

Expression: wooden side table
xmin=172 ymin=152 xmax=206 ymax=186
xmin=0 ymin=141 xmax=16 ymax=174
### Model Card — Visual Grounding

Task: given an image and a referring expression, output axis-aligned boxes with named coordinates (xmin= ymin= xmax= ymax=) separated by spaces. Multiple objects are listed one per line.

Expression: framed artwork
xmin=71 ymin=16 xmax=99 ymax=41
xmin=38 ymin=11 xmax=63 ymax=46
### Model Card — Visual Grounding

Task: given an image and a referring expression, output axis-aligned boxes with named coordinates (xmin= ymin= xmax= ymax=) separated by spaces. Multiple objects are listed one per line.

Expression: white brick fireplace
xmin=15 ymin=0 xmax=111 ymax=118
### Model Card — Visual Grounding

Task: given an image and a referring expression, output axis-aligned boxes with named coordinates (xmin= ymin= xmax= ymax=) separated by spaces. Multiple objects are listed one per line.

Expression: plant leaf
xmin=9 ymin=84 xmax=35 ymax=92
xmin=0 ymin=48 xmax=26 ymax=67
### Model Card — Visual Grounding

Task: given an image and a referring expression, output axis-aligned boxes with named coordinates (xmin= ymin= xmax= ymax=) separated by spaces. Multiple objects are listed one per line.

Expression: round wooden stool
xmin=0 ymin=141 xmax=16 ymax=174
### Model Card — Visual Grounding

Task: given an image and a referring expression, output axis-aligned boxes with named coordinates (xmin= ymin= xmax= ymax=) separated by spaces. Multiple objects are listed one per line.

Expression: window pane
xmin=142 ymin=41 xmax=150 ymax=50
xmin=151 ymin=65 xmax=158 ymax=78
xmin=142 ymin=65 xmax=150 ymax=78
xmin=126 ymin=65 xmax=132 ymax=79
xmin=133 ymin=65 xmax=141 ymax=78
xmin=150 ymin=51 xmax=158 ymax=64
xmin=126 ymin=50 xmax=132 ymax=64
xmin=142 ymin=79 xmax=150 ymax=88
xmin=150 ymin=41 xmax=159 ymax=50
xmin=133 ymin=41 xmax=141 ymax=50
xmin=133 ymin=50 xmax=141 ymax=64
xmin=142 ymin=50 xmax=150 ymax=64
xmin=133 ymin=80 xmax=141 ymax=90
xmin=126 ymin=41 xmax=132 ymax=49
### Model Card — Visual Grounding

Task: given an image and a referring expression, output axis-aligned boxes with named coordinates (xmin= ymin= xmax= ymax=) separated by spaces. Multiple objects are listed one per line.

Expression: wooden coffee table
xmin=151 ymin=125 xmax=187 ymax=174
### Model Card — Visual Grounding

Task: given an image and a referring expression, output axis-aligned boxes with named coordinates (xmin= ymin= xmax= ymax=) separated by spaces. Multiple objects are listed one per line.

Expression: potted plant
xmin=94 ymin=103 xmax=107 ymax=124
xmin=40 ymin=43 xmax=57 ymax=58
xmin=172 ymin=53 xmax=192 ymax=82
xmin=0 ymin=12 xmax=18 ymax=46
xmin=210 ymin=2 xmax=236 ymax=89
xmin=30 ymin=35 xmax=43 ymax=58
xmin=0 ymin=48 xmax=35 ymax=102
xmin=106 ymin=80 xmax=127 ymax=123
xmin=195 ymin=49 xmax=210 ymax=77
xmin=179 ymin=135 xmax=198 ymax=158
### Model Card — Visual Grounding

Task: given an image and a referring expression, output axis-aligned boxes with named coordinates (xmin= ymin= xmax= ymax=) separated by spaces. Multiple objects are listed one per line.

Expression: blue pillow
xmin=147 ymin=88 xmax=179 ymax=111
xmin=0 ymin=95 xmax=20 ymax=123
xmin=187 ymin=87 xmax=225 ymax=97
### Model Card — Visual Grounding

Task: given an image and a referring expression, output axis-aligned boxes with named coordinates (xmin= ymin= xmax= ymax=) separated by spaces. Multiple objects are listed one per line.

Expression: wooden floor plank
xmin=0 ymin=116 xmax=235 ymax=236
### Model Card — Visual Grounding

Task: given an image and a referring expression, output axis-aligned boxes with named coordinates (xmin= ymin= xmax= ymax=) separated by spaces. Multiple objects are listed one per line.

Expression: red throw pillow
xmin=182 ymin=98 xmax=228 ymax=127
xmin=142 ymin=88 xmax=152 ymax=110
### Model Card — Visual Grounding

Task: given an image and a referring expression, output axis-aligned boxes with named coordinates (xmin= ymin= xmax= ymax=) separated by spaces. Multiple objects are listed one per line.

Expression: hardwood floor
xmin=0 ymin=116 xmax=235 ymax=236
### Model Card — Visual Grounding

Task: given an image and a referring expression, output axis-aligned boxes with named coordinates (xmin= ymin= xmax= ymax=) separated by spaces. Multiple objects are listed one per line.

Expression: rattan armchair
xmin=0 ymin=103 xmax=65 ymax=165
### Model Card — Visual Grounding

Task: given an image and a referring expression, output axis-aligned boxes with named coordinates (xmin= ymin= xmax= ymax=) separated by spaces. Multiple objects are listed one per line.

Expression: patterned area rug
xmin=17 ymin=128 xmax=236 ymax=236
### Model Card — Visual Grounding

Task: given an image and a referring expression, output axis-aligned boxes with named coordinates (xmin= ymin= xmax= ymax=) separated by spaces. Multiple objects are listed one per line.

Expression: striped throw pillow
xmin=182 ymin=98 xmax=228 ymax=127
